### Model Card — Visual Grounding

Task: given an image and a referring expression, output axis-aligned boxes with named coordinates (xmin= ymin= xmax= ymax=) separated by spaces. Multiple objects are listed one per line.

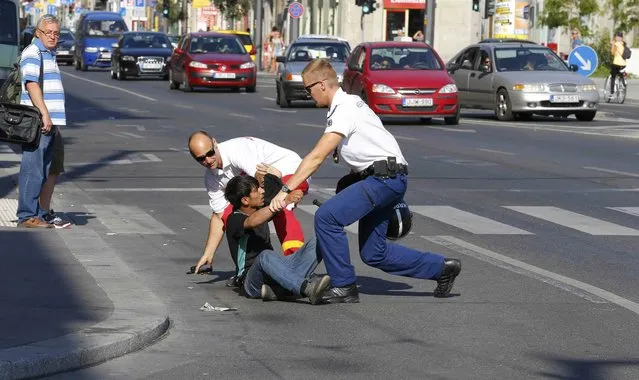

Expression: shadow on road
xmin=533 ymin=354 xmax=639 ymax=379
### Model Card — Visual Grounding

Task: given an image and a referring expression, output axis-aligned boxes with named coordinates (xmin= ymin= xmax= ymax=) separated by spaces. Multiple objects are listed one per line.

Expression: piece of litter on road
xmin=106 ymin=233 xmax=117 ymax=236
xmin=200 ymin=302 xmax=237 ymax=312
xmin=163 ymin=243 xmax=167 ymax=246
xmin=187 ymin=286 xmax=194 ymax=289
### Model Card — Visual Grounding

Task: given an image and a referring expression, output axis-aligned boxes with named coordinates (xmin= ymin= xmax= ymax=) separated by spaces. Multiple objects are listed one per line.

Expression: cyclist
xmin=609 ymin=31 xmax=627 ymax=99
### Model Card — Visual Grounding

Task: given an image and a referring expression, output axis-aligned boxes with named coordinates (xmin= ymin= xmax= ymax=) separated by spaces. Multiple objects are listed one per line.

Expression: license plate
xmin=402 ymin=98 xmax=433 ymax=107
xmin=550 ymin=95 xmax=579 ymax=103
xmin=141 ymin=63 xmax=163 ymax=70
xmin=214 ymin=72 xmax=236 ymax=79
xmin=57 ymin=50 xmax=68 ymax=55
xmin=101 ymin=53 xmax=111 ymax=59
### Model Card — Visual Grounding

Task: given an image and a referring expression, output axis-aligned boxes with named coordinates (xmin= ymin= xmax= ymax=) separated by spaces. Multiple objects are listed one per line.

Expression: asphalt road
xmin=47 ymin=68 xmax=639 ymax=379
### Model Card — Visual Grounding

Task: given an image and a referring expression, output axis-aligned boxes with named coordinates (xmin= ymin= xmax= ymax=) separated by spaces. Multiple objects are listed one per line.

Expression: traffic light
xmin=472 ymin=0 xmax=479 ymax=12
xmin=162 ymin=1 xmax=170 ymax=18
xmin=361 ymin=0 xmax=377 ymax=14
xmin=484 ymin=0 xmax=496 ymax=18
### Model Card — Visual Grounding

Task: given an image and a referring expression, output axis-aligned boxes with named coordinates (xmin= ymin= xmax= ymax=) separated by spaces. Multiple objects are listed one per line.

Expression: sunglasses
xmin=304 ymin=79 xmax=326 ymax=94
xmin=192 ymin=147 xmax=215 ymax=162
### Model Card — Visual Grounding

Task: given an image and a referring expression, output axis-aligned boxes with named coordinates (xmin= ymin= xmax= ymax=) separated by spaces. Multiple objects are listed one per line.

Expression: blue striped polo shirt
xmin=20 ymin=38 xmax=66 ymax=125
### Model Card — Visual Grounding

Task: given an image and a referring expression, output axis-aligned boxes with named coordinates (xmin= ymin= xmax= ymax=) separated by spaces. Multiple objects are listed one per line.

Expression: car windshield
xmin=123 ymin=33 xmax=171 ymax=49
xmin=60 ymin=31 xmax=74 ymax=41
xmin=234 ymin=34 xmax=252 ymax=45
xmin=84 ymin=20 xmax=126 ymax=38
xmin=287 ymin=43 xmax=349 ymax=62
xmin=494 ymin=47 xmax=569 ymax=72
xmin=0 ymin=0 xmax=18 ymax=46
xmin=167 ymin=35 xmax=179 ymax=44
xmin=370 ymin=47 xmax=442 ymax=70
xmin=190 ymin=36 xmax=246 ymax=54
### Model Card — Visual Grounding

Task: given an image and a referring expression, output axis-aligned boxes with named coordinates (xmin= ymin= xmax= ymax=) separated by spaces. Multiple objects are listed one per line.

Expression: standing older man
xmin=16 ymin=14 xmax=70 ymax=228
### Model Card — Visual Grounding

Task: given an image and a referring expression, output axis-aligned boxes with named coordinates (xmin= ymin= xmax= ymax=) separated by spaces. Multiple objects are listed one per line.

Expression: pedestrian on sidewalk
xmin=571 ymin=28 xmax=582 ymax=50
xmin=268 ymin=59 xmax=462 ymax=303
xmin=16 ymin=14 xmax=70 ymax=229
xmin=188 ymin=133 xmax=310 ymax=275
xmin=223 ymin=175 xmax=331 ymax=304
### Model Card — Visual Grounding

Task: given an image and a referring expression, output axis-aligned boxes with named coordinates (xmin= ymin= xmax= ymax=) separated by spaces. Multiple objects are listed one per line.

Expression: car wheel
xmin=169 ymin=70 xmax=179 ymax=90
xmin=116 ymin=64 xmax=126 ymax=80
xmin=74 ymin=57 xmax=80 ymax=71
xmin=495 ymin=89 xmax=514 ymax=121
xmin=575 ymin=111 xmax=596 ymax=122
xmin=81 ymin=59 xmax=88 ymax=72
xmin=516 ymin=112 xmax=533 ymax=121
xmin=278 ymin=83 xmax=290 ymax=108
xmin=275 ymin=83 xmax=281 ymax=105
xmin=182 ymin=74 xmax=192 ymax=92
xmin=110 ymin=67 xmax=116 ymax=79
xmin=246 ymin=85 xmax=256 ymax=93
xmin=444 ymin=106 xmax=460 ymax=125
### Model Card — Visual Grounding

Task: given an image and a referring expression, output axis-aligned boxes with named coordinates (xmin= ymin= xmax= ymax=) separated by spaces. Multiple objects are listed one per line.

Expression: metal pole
xmin=182 ymin=0 xmax=188 ymax=35
xmin=423 ymin=0 xmax=435 ymax=45
xmin=289 ymin=3 xmax=299 ymax=43
xmin=255 ymin=0 xmax=263 ymax=71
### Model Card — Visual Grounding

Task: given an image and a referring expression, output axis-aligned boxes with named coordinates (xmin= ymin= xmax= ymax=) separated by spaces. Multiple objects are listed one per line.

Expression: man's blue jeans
xmin=314 ymin=174 xmax=445 ymax=287
xmin=243 ymin=237 xmax=322 ymax=298
xmin=17 ymin=128 xmax=56 ymax=222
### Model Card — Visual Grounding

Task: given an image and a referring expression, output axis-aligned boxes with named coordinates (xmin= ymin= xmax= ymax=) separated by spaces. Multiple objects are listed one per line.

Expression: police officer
xmin=269 ymin=59 xmax=461 ymax=303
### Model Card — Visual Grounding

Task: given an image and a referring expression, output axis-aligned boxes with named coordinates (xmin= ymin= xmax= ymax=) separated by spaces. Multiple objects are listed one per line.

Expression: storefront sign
xmin=192 ymin=0 xmax=211 ymax=9
xmin=201 ymin=6 xmax=218 ymax=16
xmin=383 ymin=0 xmax=425 ymax=10
xmin=493 ymin=0 xmax=530 ymax=39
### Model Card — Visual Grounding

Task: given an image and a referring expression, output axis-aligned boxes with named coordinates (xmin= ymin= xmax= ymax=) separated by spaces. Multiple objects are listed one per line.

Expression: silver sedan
xmin=447 ymin=42 xmax=599 ymax=121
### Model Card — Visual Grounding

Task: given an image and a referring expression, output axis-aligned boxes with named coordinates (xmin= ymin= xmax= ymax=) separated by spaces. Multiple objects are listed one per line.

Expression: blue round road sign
xmin=289 ymin=2 xmax=304 ymax=18
xmin=568 ymin=45 xmax=598 ymax=77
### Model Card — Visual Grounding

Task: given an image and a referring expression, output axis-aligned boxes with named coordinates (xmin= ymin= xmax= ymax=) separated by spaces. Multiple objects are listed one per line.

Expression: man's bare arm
xmin=194 ymin=212 xmax=225 ymax=274
xmin=25 ymin=82 xmax=53 ymax=133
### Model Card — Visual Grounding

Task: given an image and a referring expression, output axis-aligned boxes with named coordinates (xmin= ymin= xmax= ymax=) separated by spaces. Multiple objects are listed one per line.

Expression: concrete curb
xmin=0 ymin=228 xmax=169 ymax=379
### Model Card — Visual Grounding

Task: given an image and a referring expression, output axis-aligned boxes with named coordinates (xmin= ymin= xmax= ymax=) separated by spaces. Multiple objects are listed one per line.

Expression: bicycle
xmin=603 ymin=67 xmax=628 ymax=104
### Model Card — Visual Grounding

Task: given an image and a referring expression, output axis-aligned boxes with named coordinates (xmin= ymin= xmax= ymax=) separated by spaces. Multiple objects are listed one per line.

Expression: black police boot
xmin=304 ymin=275 xmax=332 ymax=305
xmin=434 ymin=259 xmax=462 ymax=298
xmin=321 ymin=283 xmax=360 ymax=304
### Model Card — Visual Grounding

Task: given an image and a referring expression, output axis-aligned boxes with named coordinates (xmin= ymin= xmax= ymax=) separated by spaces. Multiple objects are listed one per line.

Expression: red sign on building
xmin=383 ymin=0 xmax=425 ymax=10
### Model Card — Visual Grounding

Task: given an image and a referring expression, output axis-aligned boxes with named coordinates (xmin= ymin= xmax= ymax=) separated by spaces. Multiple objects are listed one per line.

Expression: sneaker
xmin=42 ymin=210 xmax=72 ymax=229
xmin=261 ymin=284 xmax=278 ymax=301
xmin=434 ymin=259 xmax=462 ymax=298
xmin=305 ymin=274 xmax=332 ymax=305
xmin=17 ymin=217 xmax=53 ymax=229
xmin=320 ymin=284 xmax=360 ymax=304
xmin=225 ymin=275 xmax=240 ymax=288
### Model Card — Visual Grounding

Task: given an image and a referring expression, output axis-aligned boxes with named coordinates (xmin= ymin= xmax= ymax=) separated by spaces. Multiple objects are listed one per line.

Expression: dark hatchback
xmin=110 ymin=31 xmax=172 ymax=80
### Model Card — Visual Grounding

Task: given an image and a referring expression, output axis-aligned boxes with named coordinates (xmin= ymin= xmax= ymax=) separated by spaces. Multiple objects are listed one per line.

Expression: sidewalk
xmin=591 ymin=77 xmax=639 ymax=104
xmin=0 ymin=144 xmax=169 ymax=379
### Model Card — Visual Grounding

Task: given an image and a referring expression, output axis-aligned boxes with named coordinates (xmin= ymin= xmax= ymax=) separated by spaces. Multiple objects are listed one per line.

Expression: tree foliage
xmin=605 ymin=0 xmax=639 ymax=34
xmin=155 ymin=0 xmax=184 ymax=24
xmin=211 ymin=0 xmax=252 ymax=21
xmin=539 ymin=0 xmax=599 ymax=36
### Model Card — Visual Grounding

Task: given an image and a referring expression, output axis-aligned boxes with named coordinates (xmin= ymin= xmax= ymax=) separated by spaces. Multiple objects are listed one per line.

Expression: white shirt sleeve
xmin=325 ymin=104 xmax=356 ymax=138
xmin=205 ymin=170 xmax=229 ymax=213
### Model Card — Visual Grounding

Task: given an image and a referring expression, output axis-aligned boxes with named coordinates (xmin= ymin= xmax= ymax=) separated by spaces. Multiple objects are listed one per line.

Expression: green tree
xmin=155 ymin=0 xmax=184 ymax=25
xmin=211 ymin=0 xmax=252 ymax=21
xmin=539 ymin=0 xmax=599 ymax=37
xmin=605 ymin=0 xmax=639 ymax=34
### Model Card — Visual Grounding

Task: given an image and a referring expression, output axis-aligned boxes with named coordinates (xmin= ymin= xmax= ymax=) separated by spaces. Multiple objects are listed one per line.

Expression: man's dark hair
xmin=225 ymin=176 xmax=259 ymax=209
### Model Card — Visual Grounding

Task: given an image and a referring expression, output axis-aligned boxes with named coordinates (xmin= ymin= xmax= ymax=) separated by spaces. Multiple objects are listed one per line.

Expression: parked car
xmin=56 ymin=29 xmax=75 ymax=66
xmin=168 ymin=32 xmax=256 ymax=92
xmin=217 ymin=30 xmax=255 ymax=61
xmin=275 ymin=35 xmax=351 ymax=107
xmin=110 ymin=31 xmax=172 ymax=80
xmin=342 ymin=41 xmax=459 ymax=124
xmin=447 ymin=41 xmax=599 ymax=121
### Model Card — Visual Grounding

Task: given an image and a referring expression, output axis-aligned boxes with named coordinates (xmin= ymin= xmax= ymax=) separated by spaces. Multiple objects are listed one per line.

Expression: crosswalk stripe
xmin=504 ymin=206 xmax=639 ymax=236
xmin=411 ymin=206 xmax=532 ymax=235
xmin=608 ymin=207 xmax=639 ymax=218
xmin=84 ymin=204 xmax=174 ymax=235
xmin=296 ymin=205 xmax=359 ymax=234
xmin=189 ymin=205 xmax=277 ymax=235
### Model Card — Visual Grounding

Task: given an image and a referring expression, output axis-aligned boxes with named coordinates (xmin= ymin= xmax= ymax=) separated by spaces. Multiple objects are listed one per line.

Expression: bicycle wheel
xmin=603 ymin=75 xmax=612 ymax=102
xmin=618 ymin=77 xmax=627 ymax=104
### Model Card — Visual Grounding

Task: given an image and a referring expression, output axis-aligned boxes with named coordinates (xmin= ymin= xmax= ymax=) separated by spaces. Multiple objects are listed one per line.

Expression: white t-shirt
xmin=324 ymin=88 xmax=407 ymax=172
xmin=205 ymin=137 xmax=302 ymax=213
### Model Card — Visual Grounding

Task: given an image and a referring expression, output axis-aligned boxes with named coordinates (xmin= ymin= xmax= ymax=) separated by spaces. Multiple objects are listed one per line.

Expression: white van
xmin=0 ymin=0 xmax=19 ymax=88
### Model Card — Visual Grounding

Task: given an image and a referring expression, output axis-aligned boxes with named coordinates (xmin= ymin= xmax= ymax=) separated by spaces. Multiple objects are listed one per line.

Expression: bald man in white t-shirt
xmin=189 ymin=132 xmax=309 ymax=275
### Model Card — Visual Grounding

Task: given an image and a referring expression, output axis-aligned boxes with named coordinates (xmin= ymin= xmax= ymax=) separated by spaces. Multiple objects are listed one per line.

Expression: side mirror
xmin=446 ymin=63 xmax=458 ymax=73
xmin=249 ymin=48 xmax=256 ymax=55
xmin=111 ymin=43 xmax=118 ymax=49
xmin=479 ymin=64 xmax=491 ymax=73
xmin=569 ymin=64 xmax=579 ymax=72
xmin=276 ymin=56 xmax=286 ymax=63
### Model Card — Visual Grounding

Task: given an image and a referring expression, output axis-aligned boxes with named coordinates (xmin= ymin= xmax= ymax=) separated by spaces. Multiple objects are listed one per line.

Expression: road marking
xmin=395 ymin=135 xmax=419 ymax=141
xmin=608 ymin=207 xmax=639 ymax=217
xmin=173 ymin=104 xmax=194 ymax=109
xmin=504 ymin=206 xmax=639 ymax=236
xmin=463 ymin=118 xmax=639 ymax=139
xmin=263 ymin=96 xmax=276 ymax=101
xmin=116 ymin=124 xmax=146 ymax=131
xmin=297 ymin=122 xmax=324 ymax=129
xmin=118 ymin=131 xmax=145 ymax=139
xmin=68 ymin=153 xmax=162 ymax=166
xmin=583 ymin=166 xmax=639 ymax=178
xmin=189 ymin=205 xmax=277 ymax=234
xmin=0 ymin=198 xmax=18 ymax=227
xmin=297 ymin=205 xmax=359 ymax=234
xmin=84 ymin=204 xmax=174 ymax=235
xmin=61 ymin=71 xmax=156 ymax=101
xmin=430 ymin=126 xmax=476 ymax=133
xmin=423 ymin=236 xmax=639 ymax=312
xmin=478 ymin=148 xmax=515 ymax=156
xmin=229 ymin=112 xmax=254 ymax=119
xmin=412 ymin=206 xmax=532 ymax=235
xmin=142 ymin=153 xmax=162 ymax=162
xmin=106 ymin=132 xmax=131 ymax=139
xmin=257 ymin=84 xmax=276 ymax=88
xmin=261 ymin=107 xmax=297 ymax=113
xmin=83 ymin=188 xmax=202 ymax=192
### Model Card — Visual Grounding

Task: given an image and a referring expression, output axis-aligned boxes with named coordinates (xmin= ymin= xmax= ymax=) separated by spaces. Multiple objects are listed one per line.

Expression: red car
xmin=168 ymin=32 xmax=257 ymax=92
xmin=342 ymin=41 xmax=459 ymax=124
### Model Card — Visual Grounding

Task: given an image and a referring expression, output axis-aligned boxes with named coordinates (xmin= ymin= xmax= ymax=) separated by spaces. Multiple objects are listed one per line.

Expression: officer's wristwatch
xmin=281 ymin=185 xmax=292 ymax=194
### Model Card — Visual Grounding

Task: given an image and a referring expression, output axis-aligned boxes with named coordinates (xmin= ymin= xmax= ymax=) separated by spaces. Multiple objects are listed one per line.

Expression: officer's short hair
xmin=225 ymin=176 xmax=259 ymax=210
xmin=302 ymin=58 xmax=339 ymax=87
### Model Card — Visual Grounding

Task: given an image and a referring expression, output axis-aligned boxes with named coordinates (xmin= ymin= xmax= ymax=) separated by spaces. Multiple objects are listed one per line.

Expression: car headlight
xmin=581 ymin=84 xmax=597 ymax=92
xmin=123 ymin=56 xmax=135 ymax=61
xmin=189 ymin=61 xmax=208 ymax=69
xmin=372 ymin=84 xmax=395 ymax=94
xmin=239 ymin=61 xmax=255 ymax=69
xmin=285 ymin=73 xmax=302 ymax=81
xmin=70 ymin=45 xmax=75 ymax=52
xmin=85 ymin=47 xmax=98 ymax=53
xmin=439 ymin=84 xmax=458 ymax=94
xmin=512 ymin=83 xmax=548 ymax=92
